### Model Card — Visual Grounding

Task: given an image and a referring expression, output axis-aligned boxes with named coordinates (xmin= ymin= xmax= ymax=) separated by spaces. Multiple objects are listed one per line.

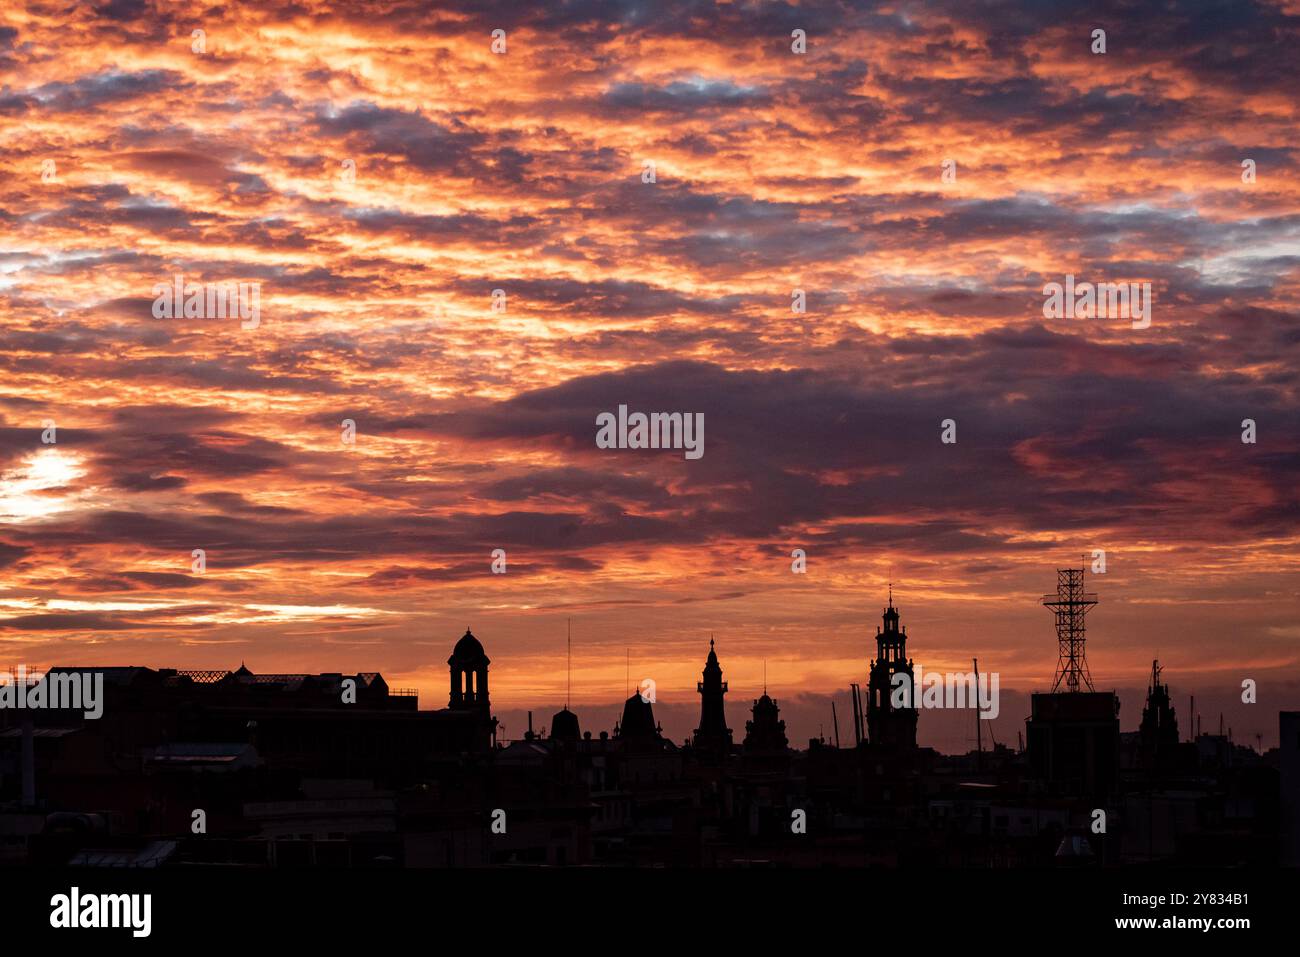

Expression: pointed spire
xmin=693 ymin=632 xmax=731 ymax=752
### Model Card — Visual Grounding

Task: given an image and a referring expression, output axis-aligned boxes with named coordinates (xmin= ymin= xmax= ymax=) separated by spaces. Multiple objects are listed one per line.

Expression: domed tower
xmin=692 ymin=638 xmax=732 ymax=754
xmin=551 ymin=619 xmax=581 ymax=743
xmin=744 ymin=693 xmax=788 ymax=752
xmin=551 ymin=706 xmax=580 ymax=742
xmin=616 ymin=689 xmax=663 ymax=752
xmin=448 ymin=627 xmax=490 ymax=716
xmin=618 ymin=693 xmax=656 ymax=737
xmin=866 ymin=588 xmax=918 ymax=749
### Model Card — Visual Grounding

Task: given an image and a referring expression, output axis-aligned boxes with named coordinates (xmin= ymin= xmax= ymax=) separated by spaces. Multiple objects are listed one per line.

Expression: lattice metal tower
xmin=1042 ymin=566 xmax=1098 ymax=693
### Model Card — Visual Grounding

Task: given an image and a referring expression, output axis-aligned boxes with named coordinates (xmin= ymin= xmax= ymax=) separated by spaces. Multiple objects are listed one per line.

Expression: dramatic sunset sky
xmin=2 ymin=0 xmax=1297 ymax=751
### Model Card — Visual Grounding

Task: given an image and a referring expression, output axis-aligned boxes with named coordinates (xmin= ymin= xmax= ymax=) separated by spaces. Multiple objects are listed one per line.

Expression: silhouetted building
xmin=1282 ymin=711 xmax=1300 ymax=866
xmin=866 ymin=591 xmax=918 ymax=749
xmin=0 ymin=630 xmax=500 ymax=819
xmin=1025 ymin=571 xmax=1119 ymax=797
xmin=744 ymin=693 xmax=788 ymax=753
xmin=448 ymin=628 xmax=490 ymax=718
xmin=692 ymin=639 xmax=732 ymax=754
xmin=551 ymin=707 xmax=580 ymax=742
xmin=1139 ymin=659 xmax=1179 ymax=772
xmin=1026 ymin=692 xmax=1120 ymax=797
xmin=615 ymin=691 xmax=664 ymax=752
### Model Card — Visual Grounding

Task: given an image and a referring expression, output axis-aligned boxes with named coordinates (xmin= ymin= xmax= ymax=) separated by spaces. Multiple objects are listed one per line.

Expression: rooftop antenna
xmin=625 ymin=648 xmax=629 ymax=699
xmin=566 ymin=618 xmax=572 ymax=710
xmin=763 ymin=659 xmax=768 ymax=696
xmin=1042 ymin=562 xmax=1098 ymax=693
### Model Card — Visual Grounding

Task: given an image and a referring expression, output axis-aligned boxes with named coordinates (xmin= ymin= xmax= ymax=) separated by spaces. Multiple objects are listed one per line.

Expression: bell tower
xmin=865 ymin=586 xmax=918 ymax=749
xmin=448 ymin=627 xmax=490 ymax=715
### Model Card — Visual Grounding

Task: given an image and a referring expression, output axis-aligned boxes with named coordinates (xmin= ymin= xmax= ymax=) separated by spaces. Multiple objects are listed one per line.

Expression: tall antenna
xmin=1042 ymin=564 xmax=1098 ymax=693
xmin=625 ymin=648 xmax=629 ymax=699
xmin=566 ymin=618 xmax=572 ymax=710
xmin=763 ymin=659 xmax=767 ymax=695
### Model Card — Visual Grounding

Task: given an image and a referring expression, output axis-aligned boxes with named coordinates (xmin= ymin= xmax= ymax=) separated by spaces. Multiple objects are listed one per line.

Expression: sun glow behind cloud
xmin=0 ymin=450 xmax=91 ymax=522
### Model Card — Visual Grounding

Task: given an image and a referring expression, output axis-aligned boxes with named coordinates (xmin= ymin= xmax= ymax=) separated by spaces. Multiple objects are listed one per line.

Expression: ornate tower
xmin=866 ymin=588 xmax=918 ymax=749
xmin=692 ymin=638 xmax=732 ymax=753
xmin=1139 ymin=659 xmax=1179 ymax=771
xmin=448 ymin=627 xmax=490 ymax=716
xmin=744 ymin=693 xmax=788 ymax=753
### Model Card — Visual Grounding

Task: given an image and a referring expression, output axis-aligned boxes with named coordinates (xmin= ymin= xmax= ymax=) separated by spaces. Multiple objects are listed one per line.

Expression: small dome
xmin=551 ymin=707 xmax=580 ymax=740
xmin=449 ymin=628 xmax=488 ymax=664
xmin=618 ymin=692 xmax=660 ymax=742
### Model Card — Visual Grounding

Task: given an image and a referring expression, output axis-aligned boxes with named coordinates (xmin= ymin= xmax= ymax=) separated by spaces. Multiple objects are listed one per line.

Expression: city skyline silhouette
xmin=0 ymin=1 xmax=1295 ymax=936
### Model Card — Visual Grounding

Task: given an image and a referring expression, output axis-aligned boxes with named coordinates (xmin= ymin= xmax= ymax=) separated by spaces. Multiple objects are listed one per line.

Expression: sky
xmin=1 ymin=0 xmax=1298 ymax=752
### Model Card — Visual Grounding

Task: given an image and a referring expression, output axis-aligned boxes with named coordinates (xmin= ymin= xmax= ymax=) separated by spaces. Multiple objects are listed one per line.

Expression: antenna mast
xmin=1042 ymin=564 xmax=1098 ymax=693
